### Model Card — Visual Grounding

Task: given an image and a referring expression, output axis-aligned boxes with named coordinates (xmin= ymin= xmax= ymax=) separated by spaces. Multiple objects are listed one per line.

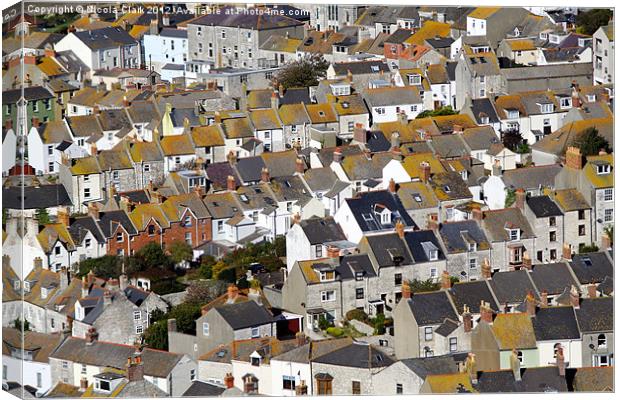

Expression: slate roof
xmin=214 ymin=301 xmax=274 ymax=330
xmin=299 ymin=217 xmax=346 ymax=245
xmin=569 ymin=252 xmax=613 ymax=285
xmin=336 ymin=254 xmax=377 ymax=281
xmin=345 ymin=190 xmax=416 ymax=233
xmin=190 ymin=6 xmax=303 ymax=29
xmin=332 ymin=60 xmax=390 ymax=76
xmin=482 ymin=208 xmax=535 ymax=242
xmin=3 ymin=86 xmax=54 ymax=104
xmin=49 ymin=337 xmax=183 ymax=378
xmin=448 ymin=280 xmax=499 ymax=315
xmin=526 ymin=196 xmax=563 ymax=218
xmin=488 ymin=269 xmax=538 ymax=305
xmin=469 ymin=98 xmax=501 ymax=125
xmin=73 ymin=27 xmax=138 ymax=50
xmin=205 ymin=162 xmax=240 ymax=191
xmin=182 ymin=381 xmax=226 ymax=397
xmin=404 ymin=230 xmax=445 ymax=263
xmin=476 ymin=366 xmax=569 ymax=393
xmin=568 ymin=366 xmax=614 ymax=392
xmin=235 ymin=156 xmax=266 ymax=183
xmin=406 ymin=291 xmax=459 ymax=326
xmin=2 ymin=184 xmax=72 ymax=210
xmin=363 ymin=86 xmax=422 ymax=107
xmin=400 ymin=354 xmax=461 ymax=379
xmin=529 ymin=263 xmax=579 ymax=296
xmin=312 ymin=342 xmax=394 ymax=369
xmin=502 ymin=165 xmax=562 ymax=190
xmin=364 ymin=232 xmax=413 ymax=268
xmin=574 ymin=297 xmax=613 ymax=333
xmin=531 ymin=306 xmax=580 ymax=341
xmin=97 ymin=210 xmax=137 ymax=237
xmin=439 ymin=220 xmax=490 ymax=254
xmin=69 ymin=216 xmax=106 ymax=244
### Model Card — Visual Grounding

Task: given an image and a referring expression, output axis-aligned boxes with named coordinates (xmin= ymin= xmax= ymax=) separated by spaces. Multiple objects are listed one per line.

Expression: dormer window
xmin=13 ymin=280 xmax=20 ymax=291
xmin=468 ymin=243 xmax=477 ymax=252
xmin=587 ymin=94 xmax=596 ymax=102
xmin=559 ymin=97 xmax=571 ymax=109
xmin=319 ymin=271 xmax=335 ymax=282
xmin=597 ymin=164 xmax=611 ymax=175
xmin=380 ymin=210 xmax=391 ymax=224
xmin=408 ymin=74 xmax=421 ymax=85
xmin=421 ymin=241 xmax=439 ymax=261
xmin=540 ymin=32 xmax=548 ymax=40
xmin=507 ymin=110 xmax=519 ymax=119
xmin=371 ymin=65 xmax=380 ymax=73
xmin=508 ymin=229 xmax=520 ymax=241
xmin=355 ymin=272 xmax=364 ymax=281
xmin=539 ymin=103 xmax=553 ymax=114
xmin=480 ymin=116 xmax=489 ymax=124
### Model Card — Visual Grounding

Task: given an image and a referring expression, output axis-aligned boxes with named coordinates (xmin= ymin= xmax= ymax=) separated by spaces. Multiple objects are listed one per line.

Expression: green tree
xmin=13 ymin=318 xmax=30 ymax=331
xmin=409 ymin=279 xmax=441 ymax=293
xmin=502 ymin=130 xmax=525 ymax=152
xmin=372 ymin=313 xmax=386 ymax=335
xmin=134 ymin=242 xmax=172 ymax=270
xmin=275 ymin=53 xmax=329 ymax=89
xmin=143 ymin=320 xmax=168 ymax=350
xmin=168 ymin=302 xmax=203 ymax=334
xmin=603 ymin=226 xmax=613 ymax=246
xmin=35 ymin=208 xmax=52 ymax=225
xmin=274 ymin=235 xmax=287 ymax=258
xmin=77 ymin=255 xmax=122 ymax=279
xmin=415 ymin=106 xmax=458 ymax=119
xmin=579 ymin=243 xmax=600 ymax=253
xmin=574 ymin=127 xmax=610 ymax=157
xmin=576 ymin=9 xmax=613 ymax=35
xmin=168 ymin=240 xmax=193 ymax=265
xmin=505 ymin=188 xmax=516 ymax=208
xmin=185 ymin=280 xmax=227 ymax=305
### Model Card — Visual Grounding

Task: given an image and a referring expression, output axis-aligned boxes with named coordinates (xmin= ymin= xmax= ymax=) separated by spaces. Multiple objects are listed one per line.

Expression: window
xmin=133 ymin=310 xmax=141 ymax=321
xmin=469 ymin=258 xmax=477 ymax=269
xmin=54 ymin=245 xmax=62 ymax=256
xmin=479 ymin=76 xmax=485 ymax=84
xmin=449 ymin=337 xmax=457 ymax=352
xmin=135 ymin=325 xmax=143 ymax=334
xmin=174 ymin=156 xmax=181 ymax=164
xmin=549 ymin=216 xmax=556 ymax=227
xmin=81 ymin=364 xmax=87 ymax=374
xmin=598 ymin=334 xmax=607 ymax=348
xmin=356 ymin=288 xmax=364 ymax=299
xmin=578 ymin=225 xmax=586 ymax=236
xmin=603 ymin=188 xmax=613 ymax=201
xmin=185 ymin=232 xmax=192 ymax=245
xmin=217 ymin=220 xmax=224 ymax=233
xmin=62 ymin=361 xmax=69 ymax=369
xmin=424 ymin=327 xmax=433 ymax=341
xmin=315 ymin=245 xmax=323 ymax=258
xmin=517 ymin=351 xmax=523 ymax=363
xmin=251 ymin=356 xmax=260 ymax=367
xmin=352 ymin=380 xmax=361 ymax=395
xmin=221 ymin=29 xmax=226 ymax=39
xmin=190 ymin=369 xmax=196 ymax=381
xmin=479 ymin=89 xmax=485 ymax=97
xmin=396 ymin=383 xmax=403 ymax=394
xmin=597 ymin=164 xmax=611 ymax=175
xmin=317 ymin=377 xmax=332 ymax=395
xmin=594 ymin=354 xmax=610 ymax=367
xmin=148 ymin=225 xmax=155 ymax=236
xmin=33 ymin=100 xmax=39 ymax=112
xmin=116 ymin=232 xmax=123 ymax=242
xmin=560 ymin=97 xmax=571 ymax=108
xmin=394 ymin=273 xmax=402 ymax=286
xmin=430 ymin=268 xmax=438 ymax=278
xmin=604 ymin=209 xmax=613 ymax=222
xmin=283 ymin=375 xmax=296 ymax=390
xmin=36 ymin=372 xmax=42 ymax=388
xmin=251 ymin=327 xmax=260 ymax=338
xmin=348 ymin=121 xmax=355 ymax=132
xmin=321 ymin=290 xmax=336 ymax=302
xmin=355 ymin=272 xmax=363 ymax=281
xmin=84 ymin=188 xmax=91 ymax=199
xmin=578 ymin=210 xmax=586 ymax=220
xmin=549 ymin=231 xmax=557 ymax=242
xmin=468 ymin=243 xmax=477 ymax=252
xmin=509 ymin=229 xmax=520 ymax=241
xmin=48 ymin=145 xmax=54 ymax=155
xmin=408 ymin=74 xmax=421 ymax=85
xmin=429 ymin=250 xmax=438 ymax=261
xmin=202 ymin=322 xmax=209 ymax=336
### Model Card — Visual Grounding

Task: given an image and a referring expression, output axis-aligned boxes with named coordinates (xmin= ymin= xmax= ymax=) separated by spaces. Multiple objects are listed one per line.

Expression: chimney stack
xmin=353 ymin=123 xmax=366 ymax=144
xmin=514 ymin=188 xmax=526 ymax=211
xmin=295 ymin=158 xmax=305 ymax=174
xmin=401 ymin=281 xmax=411 ymax=299
xmin=126 ymin=354 xmax=144 ymax=382
xmin=510 ymin=349 xmax=522 ymax=381
xmin=123 ymin=95 xmax=129 ymax=107
xmin=556 ymin=345 xmax=566 ymax=376
xmin=587 ymin=282 xmax=597 ymax=299
xmin=441 ymin=270 xmax=452 ymax=289
xmin=388 ymin=178 xmax=397 ymax=193
xmin=85 ymin=327 xmax=98 ymax=344
xmin=571 ymin=83 xmax=582 ymax=108
xmin=261 ymin=167 xmax=270 ymax=183
xmin=227 ymin=284 xmax=239 ymax=302
xmin=481 ymin=258 xmax=492 ymax=279
xmin=31 ymin=117 xmax=40 ymax=128
xmin=562 ymin=243 xmax=572 ymax=260
xmin=397 ymin=110 xmax=408 ymax=125
xmin=224 ymin=373 xmax=235 ymax=389
xmin=227 ymin=175 xmax=236 ymax=191
xmin=87 ymin=202 xmax=100 ymax=220
xmin=295 ymin=380 xmax=308 ymax=395
xmin=227 ymin=150 xmax=237 ymax=165
xmin=395 ymin=219 xmax=405 ymax=239
xmin=565 ymin=146 xmax=583 ymax=170
xmin=81 ymin=276 xmax=89 ymax=298
xmin=271 ymin=90 xmax=279 ymax=110
xmin=327 ymin=245 xmax=340 ymax=262
xmin=471 ymin=206 xmax=483 ymax=222
xmin=391 ymin=146 xmax=403 ymax=161
xmin=480 ymin=301 xmax=493 ymax=323
xmin=391 ymin=131 xmax=401 ymax=149
xmin=427 ymin=213 xmax=439 ymax=231
xmin=492 ymin=159 xmax=502 ymax=177
xmin=296 ymin=332 xmax=307 ymax=347
xmin=540 ymin=290 xmax=548 ymax=307
xmin=333 ymin=147 xmax=343 ymax=163
xmin=462 ymin=305 xmax=473 ymax=333
xmin=569 ymin=285 xmax=580 ymax=308
xmin=522 ymin=251 xmax=532 ymax=270
xmin=103 ymin=289 xmax=112 ymax=306
xmin=525 ymin=291 xmax=536 ymax=317
xmin=60 ymin=267 xmax=69 ymax=290
xmin=419 ymin=162 xmax=431 ymax=183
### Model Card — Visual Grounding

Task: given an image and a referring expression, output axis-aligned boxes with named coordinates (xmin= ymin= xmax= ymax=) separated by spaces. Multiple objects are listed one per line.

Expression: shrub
xmin=326 ymin=327 xmax=343 ymax=337
xmin=346 ymin=309 xmax=369 ymax=323
xmin=318 ymin=315 xmax=331 ymax=330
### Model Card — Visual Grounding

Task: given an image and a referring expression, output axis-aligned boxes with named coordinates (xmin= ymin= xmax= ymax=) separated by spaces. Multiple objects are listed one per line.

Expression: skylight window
xmin=582 ymin=256 xmax=592 ymax=266
xmin=597 ymin=164 xmax=611 ymax=175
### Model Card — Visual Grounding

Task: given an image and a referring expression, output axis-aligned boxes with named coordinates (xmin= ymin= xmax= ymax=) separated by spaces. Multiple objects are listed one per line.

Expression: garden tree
xmin=504 ymin=188 xmax=516 ymax=208
xmin=236 ymin=275 xmax=250 ymax=289
xmin=35 ymin=208 xmax=52 ymax=224
xmin=185 ymin=280 xmax=227 ymax=305
xmin=579 ymin=243 xmax=599 ymax=253
xmin=604 ymin=226 xmax=613 ymax=246
xmin=576 ymin=9 xmax=613 ymax=35
xmin=217 ymin=267 xmax=237 ymax=283
xmin=13 ymin=318 xmax=30 ymax=331
xmin=574 ymin=127 xmax=610 ymax=157
xmin=168 ymin=302 xmax=203 ymax=334
xmin=274 ymin=235 xmax=287 ymax=258
xmin=501 ymin=130 xmax=524 ymax=152
xmin=168 ymin=240 xmax=193 ymax=265
xmin=77 ymin=255 xmax=122 ymax=279
xmin=275 ymin=53 xmax=329 ymax=89
xmin=408 ymin=278 xmax=441 ymax=293
xmin=134 ymin=242 xmax=172 ymax=270
xmin=415 ymin=106 xmax=458 ymax=119
xmin=211 ymin=260 xmax=228 ymax=279
xmin=143 ymin=319 xmax=168 ymax=350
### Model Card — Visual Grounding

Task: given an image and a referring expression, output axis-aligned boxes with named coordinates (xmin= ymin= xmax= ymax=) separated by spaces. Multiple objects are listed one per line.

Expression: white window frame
xmin=203 ymin=322 xmax=210 ymax=336
xmin=321 ymin=290 xmax=336 ymax=302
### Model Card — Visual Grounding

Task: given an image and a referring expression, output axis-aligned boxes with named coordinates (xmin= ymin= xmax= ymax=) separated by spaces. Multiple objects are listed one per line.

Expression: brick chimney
xmin=401 ymin=281 xmax=411 ymax=299
xmin=81 ymin=276 xmax=89 ymax=298
xmin=261 ymin=167 xmax=270 ymax=183
xmin=224 ymin=373 xmax=234 ymax=389
xmin=90 ymin=143 xmax=98 ymax=156
xmin=227 ymin=150 xmax=237 ymax=165
xmin=462 ymin=305 xmax=472 ymax=333
xmin=601 ymin=232 xmax=611 ymax=250
xmin=126 ymin=355 xmax=144 ymax=382
xmin=31 ymin=117 xmax=40 ymax=128
xmin=295 ymin=158 xmax=305 ymax=174
xmin=167 ymin=318 xmax=177 ymax=332
xmin=45 ymin=47 xmax=55 ymax=58
xmin=441 ymin=270 xmax=452 ymax=289
xmin=227 ymin=175 xmax=236 ymax=191
xmin=571 ymin=83 xmax=582 ymax=107
xmin=327 ymin=245 xmax=340 ymax=262
xmin=227 ymin=284 xmax=239 ymax=302
xmin=123 ymin=95 xmax=130 ymax=107
xmin=56 ymin=207 xmax=70 ymax=226
xmin=271 ymin=90 xmax=279 ymax=109
xmin=88 ymin=202 xmax=100 ymax=220
xmin=353 ymin=123 xmax=366 ymax=144
xmin=24 ymin=54 xmax=36 ymax=65
xmin=569 ymin=285 xmax=580 ymax=308
xmin=481 ymin=258 xmax=491 ymax=279
xmin=525 ymin=291 xmax=536 ymax=317
xmin=522 ymin=251 xmax=532 ymax=270
xmin=395 ymin=219 xmax=405 ymax=239
xmin=514 ymin=188 xmax=526 ymax=211
xmin=419 ymin=162 xmax=431 ymax=183
xmin=480 ymin=301 xmax=493 ymax=323
xmin=427 ymin=213 xmax=438 ymax=230
xmin=453 ymin=124 xmax=463 ymax=134
xmin=565 ymin=146 xmax=583 ymax=170
xmin=510 ymin=349 xmax=522 ymax=381
xmin=471 ymin=206 xmax=483 ymax=222
xmin=388 ymin=178 xmax=397 ymax=193
xmin=540 ymin=290 xmax=548 ymax=307
xmin=562 ymin=243 xmax=572 ymax=261
xmin=587 ymin=283 xmax=597 ymax=298
xmin=4 ymin=119 xmax=12 ymax=130
xmin=292 ymin=213 xmax=301 ymax=225
xmin=85 ymin=327 xmax=98 ymax=344
xmin=556 ymin=345 xmax=566 ymax=376
xmin=333 ymin=147 xmax=343 ymax=163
